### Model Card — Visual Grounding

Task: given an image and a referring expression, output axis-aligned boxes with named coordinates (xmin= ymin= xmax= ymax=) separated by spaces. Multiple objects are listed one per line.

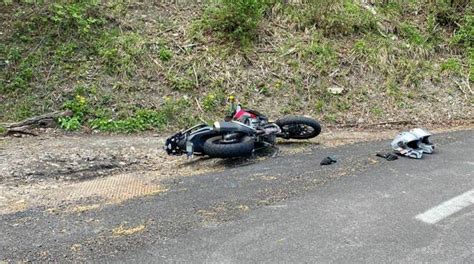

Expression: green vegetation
xmin=305 ymin=36 xmax=337 ymax=74
xmin=57 ymin=89 xmax=191 ymax=133
xmin=58 ymin=116 xmax=82 ymax=131
xmin=287 ymin=0 xmax=378 ymax=36
xmin=441 ymin=58 xmax=462 ymax=73
xmin=470 ymin=48 xmax=474 ymax=82
xmin=451 ymin=14 xmax=473 ymax=48
xmin=168 ymin=74 xmax=196 ymax=92
xmin=399 ymin=22 xmax=428 ymax=47
xmin=97 ymin=31 xmax=145 ymax=75
xmin=159 ymin=48 xmax=173 ymax=62
xmin=202 ymin=93 xmax=220 ymax=111
xmin=1 ymin=0 xmax=473 ymax=133
xmin=196 ymin=0 xmax=267 ymax=46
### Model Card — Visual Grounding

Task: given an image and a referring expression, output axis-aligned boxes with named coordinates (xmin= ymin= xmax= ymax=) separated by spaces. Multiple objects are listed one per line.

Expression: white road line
xmin=415 ymin=189 xmax=474 ymax=224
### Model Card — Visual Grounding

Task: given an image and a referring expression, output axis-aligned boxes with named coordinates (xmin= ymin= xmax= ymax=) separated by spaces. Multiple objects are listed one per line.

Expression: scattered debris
xmin=320 ymin=156 xmax=337 ymax=166
xmin=70 ymin=244 xmax=82 ymax=252
xmin=376 ymin=152 xmax=398 ymax=161
xmin=112 ymin=224 xmax=146 ymax=236
xmin=327 ymin=86 xmax=344 ymax=95
xmin=65 ymin=204 xmax=101 ymax=214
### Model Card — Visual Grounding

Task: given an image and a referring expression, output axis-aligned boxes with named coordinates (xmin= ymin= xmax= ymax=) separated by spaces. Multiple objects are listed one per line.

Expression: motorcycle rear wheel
xmin=276 ymin=116 xmax=321 ymax=139
xmin=203 ymin=135 xmax=255 ymax=158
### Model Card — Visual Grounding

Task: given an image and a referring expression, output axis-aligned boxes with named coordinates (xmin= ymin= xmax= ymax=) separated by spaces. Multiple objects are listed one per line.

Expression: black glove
xmin=376 ymin=152 xmax=398 ymax=161
xmin=320 ymin=156 xmax=337 ymax=165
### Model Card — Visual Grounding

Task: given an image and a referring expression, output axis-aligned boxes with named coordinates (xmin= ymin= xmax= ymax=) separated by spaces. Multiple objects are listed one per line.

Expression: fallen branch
xmin=2 ymin=110 xmax=73 ymax=137
xmin=329 ymin=120 xmax=414 ymax=128
xmin=6 ymin=110 xmax=73 ymax=129
xmin=194 ymin=97 xmax=204 ymax=113
xmin=4 ymin=126 xmax=38 ymax=137
xmin=454 ymin=80 xmax=470 ymax=99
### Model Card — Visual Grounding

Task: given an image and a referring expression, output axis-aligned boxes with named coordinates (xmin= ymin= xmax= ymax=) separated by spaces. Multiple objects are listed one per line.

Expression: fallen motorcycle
xmin=164 ymin=101 xmax=321 ymax=158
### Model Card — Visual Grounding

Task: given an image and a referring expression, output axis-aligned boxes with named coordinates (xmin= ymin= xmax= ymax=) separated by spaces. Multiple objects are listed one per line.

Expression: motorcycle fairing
xmin=165 ymin=124 xmax=218 ymax=156
xmin=214 ymin=121 xmax=256 ymax=135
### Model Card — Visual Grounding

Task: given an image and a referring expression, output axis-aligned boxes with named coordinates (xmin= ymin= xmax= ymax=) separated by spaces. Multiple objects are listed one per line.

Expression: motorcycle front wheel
xmin=203 ymin=135 xmax=255 ymax=158
xmin=276 ymin=116 xmax=321 ymax=139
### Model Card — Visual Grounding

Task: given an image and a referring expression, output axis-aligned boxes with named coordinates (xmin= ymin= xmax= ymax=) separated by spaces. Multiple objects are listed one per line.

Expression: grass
xmin=0 ymin=1 xmax=196 ymax=132
xmin=286 ymin=0 xmax=378 ymax=36
xmin=202 ymin=93 xmax=224 ymax=111
xmin=87 ymin=97 xmax=192 ymax=133
xmin=399 ymin=22 xmax=429 ymax=47
xmin=1 ymin=0 xmax=472 ymax=133
xmin=441 ymin=58 xmax=462 ymax=74
xmin=469 ymin=48 xmax=474 ymax=82
xmin=97 ymin=31 xmax=145 ymax=75
xmin=305 ymin=35 xmax=338 ymax=74
xmin=196 ymin=0 xmax=267 ymax=46
xmin=159 ymin=48 xmax=173 ymax=61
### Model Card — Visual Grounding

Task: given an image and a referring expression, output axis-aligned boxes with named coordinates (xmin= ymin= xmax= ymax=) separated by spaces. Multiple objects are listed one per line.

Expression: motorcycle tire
xmin=203 ymin=135 xmax=255 ymax=158
xmin=276 ymin=116 xmax=321 ymax=139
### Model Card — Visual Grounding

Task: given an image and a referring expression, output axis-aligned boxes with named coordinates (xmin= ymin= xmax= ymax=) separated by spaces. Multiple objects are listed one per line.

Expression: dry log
xmin=6 ymin=110 xmax=73 ymax=129
xmin=4 ymin=126 xmax=38 ymax=137
xmin=2 ymin=110 xmax=73 ymax=137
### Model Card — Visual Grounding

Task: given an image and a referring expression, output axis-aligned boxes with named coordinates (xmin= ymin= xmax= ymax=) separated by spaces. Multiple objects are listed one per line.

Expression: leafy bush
xmin=58 ymin=93 xmax=89 ymax=131
xmin=64 ymin=94 xmax=89 ymax=118
xmin=200 ymin=0 xmax=267 ymax=45
xmin=89 ymin=98 xmax=190 ymax=133
xmin=50 ymin=2 xmax=104 ymax=38
xmin=12 ymin=1 xmax=103 ymax=43
xmin=451 ymin=14 xmax=474 ymax=48
xmin=58 ymin=116 xmax=82 ymax=131
xmin=202 ymin=93 xmax=224 ymax=111
xmin=90 ymin=109 xmax=168 ymax=133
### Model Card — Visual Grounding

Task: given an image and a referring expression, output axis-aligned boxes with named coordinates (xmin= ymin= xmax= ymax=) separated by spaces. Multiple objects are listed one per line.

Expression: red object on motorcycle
xmin=233 ymin=109 xmax=256 ymax=120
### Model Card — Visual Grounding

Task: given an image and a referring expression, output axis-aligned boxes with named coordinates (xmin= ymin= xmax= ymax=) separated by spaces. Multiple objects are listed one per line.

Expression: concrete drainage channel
xmin=0 ymin=172 xmax=169 ymax=215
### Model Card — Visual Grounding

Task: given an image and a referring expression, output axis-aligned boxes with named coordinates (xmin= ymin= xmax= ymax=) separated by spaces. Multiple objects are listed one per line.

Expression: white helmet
xmin=391 ymin=132 xmax=424 ymax=159
xmin=410 ymin=128 xmax=434 ymax=154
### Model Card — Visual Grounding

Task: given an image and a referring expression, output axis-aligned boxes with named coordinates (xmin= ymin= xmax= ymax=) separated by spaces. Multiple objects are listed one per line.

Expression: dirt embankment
xmin=1 ymin=2 xmax=473 ymax=132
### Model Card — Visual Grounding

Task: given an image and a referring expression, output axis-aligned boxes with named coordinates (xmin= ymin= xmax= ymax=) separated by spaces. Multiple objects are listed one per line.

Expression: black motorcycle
xmin=164 ymin=104 xmax=321 ymax=158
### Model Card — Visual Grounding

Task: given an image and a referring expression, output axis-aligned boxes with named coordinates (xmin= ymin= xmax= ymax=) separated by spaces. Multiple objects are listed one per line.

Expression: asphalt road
xmin=1 ymin=130 xmax=473 ymax=263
